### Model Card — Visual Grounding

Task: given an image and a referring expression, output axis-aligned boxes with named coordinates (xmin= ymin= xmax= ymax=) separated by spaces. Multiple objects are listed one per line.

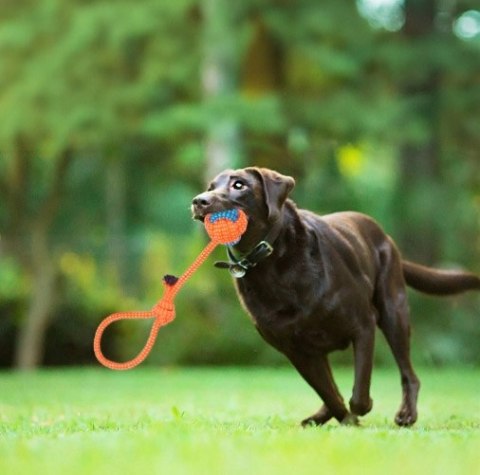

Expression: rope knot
xmin=153 ymin=299 xmax=176 ymax=325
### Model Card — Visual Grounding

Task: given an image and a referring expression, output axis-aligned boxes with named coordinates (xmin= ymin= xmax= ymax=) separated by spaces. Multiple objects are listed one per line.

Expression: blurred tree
xmin=395 ymin=0 xmax=443 ymax=263
xmin=0 ymin=0 xmax=200 ymax=368
xmin=201 ymin=0 xmax=241 ymax=180
xmin=0 ymin=140 xmax=72 ymax=369
xmin=390 ymin=0 xmax=480 ymax=265
xmin=0 ymin=0 xmax=479 ymax=368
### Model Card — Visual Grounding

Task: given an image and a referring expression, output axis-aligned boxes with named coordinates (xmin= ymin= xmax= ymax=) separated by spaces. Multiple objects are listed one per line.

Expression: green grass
xmin=0 ymin=367 xmax=479 ymax=475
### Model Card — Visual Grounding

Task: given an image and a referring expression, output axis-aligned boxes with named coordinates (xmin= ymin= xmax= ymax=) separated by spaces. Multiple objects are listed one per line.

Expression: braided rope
xmin=93 ymin=210 xmax=247 ymax=370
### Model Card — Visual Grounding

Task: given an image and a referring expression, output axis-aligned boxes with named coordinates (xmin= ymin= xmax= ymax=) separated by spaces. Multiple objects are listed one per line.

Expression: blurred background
xmin=0 ymin=0 xmax=479 ymax=371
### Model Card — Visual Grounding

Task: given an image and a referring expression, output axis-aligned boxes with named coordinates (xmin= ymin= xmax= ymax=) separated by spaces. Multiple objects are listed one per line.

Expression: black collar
xmin=214 ymin=218 xmax=282 ymax=278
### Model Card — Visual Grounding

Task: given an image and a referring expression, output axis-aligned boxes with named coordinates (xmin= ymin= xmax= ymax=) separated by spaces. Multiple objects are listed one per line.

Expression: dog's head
xmin=192 ymin=167 xmax=295 ymax=250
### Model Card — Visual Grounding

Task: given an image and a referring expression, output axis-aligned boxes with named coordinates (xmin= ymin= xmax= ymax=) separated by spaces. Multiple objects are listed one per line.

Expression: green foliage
xmin=0 ymin=368 xmax=479 ymax=474
xmin=0 ymin=258 xmax=30 ymax=301
xmin=0 ymin=0 xmax=198 ymax=153
xmin=0 ymin=0 xmax=479 ymax=367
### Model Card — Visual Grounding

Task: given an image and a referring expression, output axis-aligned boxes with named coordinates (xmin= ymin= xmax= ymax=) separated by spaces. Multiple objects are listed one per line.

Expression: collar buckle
xmin=245 ymin=241 xmax=273 ymax=266
xmin=215 ymin=240 xmax=275 ymax=279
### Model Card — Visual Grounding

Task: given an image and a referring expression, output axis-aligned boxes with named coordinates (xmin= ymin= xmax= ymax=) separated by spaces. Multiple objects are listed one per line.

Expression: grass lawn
xmin=0 ymin=366 xmax=479 ymax=475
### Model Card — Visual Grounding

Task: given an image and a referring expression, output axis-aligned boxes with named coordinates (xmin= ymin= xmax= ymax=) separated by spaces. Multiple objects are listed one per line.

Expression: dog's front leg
xmin=288 ymin=352 xmax=355 ymax=426
xmin=349 ymin=324 xmax=375 ymax=417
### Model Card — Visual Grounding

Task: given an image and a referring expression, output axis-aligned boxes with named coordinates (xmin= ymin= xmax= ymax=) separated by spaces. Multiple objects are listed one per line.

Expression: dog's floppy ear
xmin=249 ymin=167 xmax=295 ymax=221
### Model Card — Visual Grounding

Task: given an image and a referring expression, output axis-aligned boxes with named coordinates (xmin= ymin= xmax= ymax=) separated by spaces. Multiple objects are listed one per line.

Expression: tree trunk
xmin=13 ymin=240 xmax=58 ymax=370
xmin=201 ymin=0 xmax=240 ymax=180
xmin=396 ymin=0 xmax=442 ymax=264
xmin=240 ymin=16 xmax=290 ymax=171
xmin=12 ymin=147 xmax=73 ymax=370
xmin=105 ymin=155 xmax=128 ymax=288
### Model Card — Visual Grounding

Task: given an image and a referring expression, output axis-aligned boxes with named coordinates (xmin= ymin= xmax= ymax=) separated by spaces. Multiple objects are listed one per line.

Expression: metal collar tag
xmin=229 ymin=265 xmax=247 ymax=278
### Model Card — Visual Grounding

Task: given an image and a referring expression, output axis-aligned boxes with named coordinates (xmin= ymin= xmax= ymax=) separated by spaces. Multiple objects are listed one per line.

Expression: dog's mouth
xmin=191 ymin=205 xmax=241 ymax=223
xmin=191 ymin=207 xmax=217 ymax=222
xmin=191 ymin=204 xmax=206 ymax=222
xmin=191 ymin=194 xmax=245 ymax=223
xmin=193 ymin=213 xmax=205 ymax=222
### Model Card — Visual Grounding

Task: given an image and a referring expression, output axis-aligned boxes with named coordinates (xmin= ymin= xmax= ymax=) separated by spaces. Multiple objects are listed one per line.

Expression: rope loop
xmin=93 ymin=209 xmax=248 ymax=370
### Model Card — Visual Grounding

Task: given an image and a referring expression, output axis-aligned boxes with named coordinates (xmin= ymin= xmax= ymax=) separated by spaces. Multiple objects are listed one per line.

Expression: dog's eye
xmin=232 ymin=180 xmax=245 ymax=191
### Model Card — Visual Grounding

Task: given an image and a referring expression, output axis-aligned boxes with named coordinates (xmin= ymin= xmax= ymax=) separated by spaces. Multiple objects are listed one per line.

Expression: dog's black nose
xmin=192 ymin=192 xmax=211 ymax=208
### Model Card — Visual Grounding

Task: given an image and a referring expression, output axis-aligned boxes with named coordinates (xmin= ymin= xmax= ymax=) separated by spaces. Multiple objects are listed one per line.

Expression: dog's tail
xmin=402 ymin=260 xmax=480 ymax=296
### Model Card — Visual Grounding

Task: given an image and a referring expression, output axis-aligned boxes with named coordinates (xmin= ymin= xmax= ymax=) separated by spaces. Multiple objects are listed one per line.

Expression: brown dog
xmin=192 ymin=167 xmax=480 ymax=427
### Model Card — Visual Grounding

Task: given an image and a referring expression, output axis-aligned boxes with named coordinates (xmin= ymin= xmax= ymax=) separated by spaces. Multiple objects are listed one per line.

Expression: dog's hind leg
xmin=375 ymin=244 xmax=420 ymax=427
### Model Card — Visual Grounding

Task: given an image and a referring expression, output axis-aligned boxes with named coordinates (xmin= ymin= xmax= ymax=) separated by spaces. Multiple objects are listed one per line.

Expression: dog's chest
xmin=235 ymin=276 xmax=354 ymax=354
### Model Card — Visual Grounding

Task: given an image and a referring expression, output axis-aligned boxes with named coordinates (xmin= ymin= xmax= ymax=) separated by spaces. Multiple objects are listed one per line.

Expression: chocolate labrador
xmin=191 ymin=167 xmax=480 ymax=427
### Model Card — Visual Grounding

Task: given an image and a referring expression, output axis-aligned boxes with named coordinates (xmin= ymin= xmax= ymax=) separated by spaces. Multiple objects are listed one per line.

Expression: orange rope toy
xmin=94 ymin=209 xmax=248 ymax=370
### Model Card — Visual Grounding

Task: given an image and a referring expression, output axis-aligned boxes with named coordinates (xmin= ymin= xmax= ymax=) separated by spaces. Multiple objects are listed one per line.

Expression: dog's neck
xmin=217 ymin=202 xmax=304 ymax=278
xmin=233 ymin=201 xmax=294 ymax=256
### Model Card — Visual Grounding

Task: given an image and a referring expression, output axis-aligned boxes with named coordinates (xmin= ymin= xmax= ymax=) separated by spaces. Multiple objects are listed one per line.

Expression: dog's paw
xmin=349 ymin=397 xmax=373 ymax=416
xmin=301 ymin=406 xmax=333 ymax=427
xmin=301 ymin=417 xmax=319 ymax=428
xmin=341 ymin=413 xmax=360 ymax=426
xmin=394 ymin=406 xmax=417 ymax=427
